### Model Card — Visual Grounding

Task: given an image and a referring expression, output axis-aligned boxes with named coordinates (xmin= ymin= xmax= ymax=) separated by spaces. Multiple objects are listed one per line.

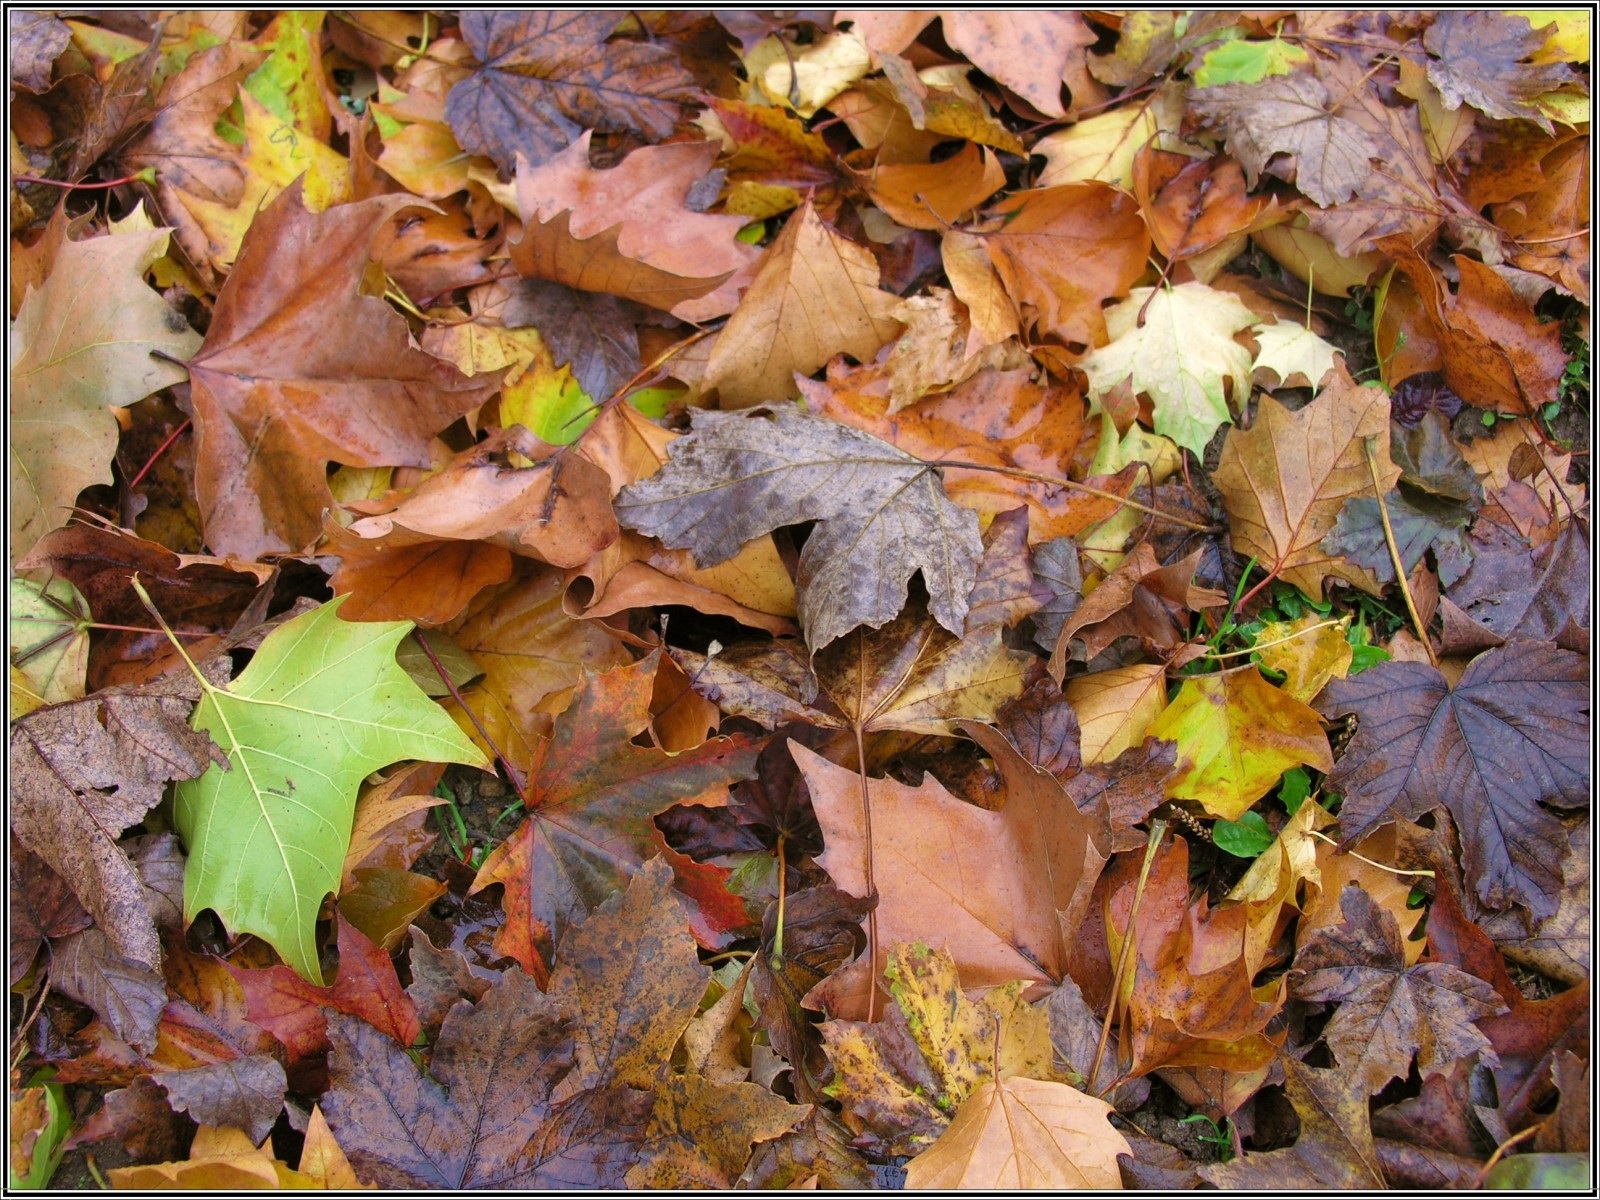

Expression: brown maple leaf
xmin=186 ymin=184 xmax=500 ymax=559
xmin=1291 ymin=884 xmax=1507 ymax=1095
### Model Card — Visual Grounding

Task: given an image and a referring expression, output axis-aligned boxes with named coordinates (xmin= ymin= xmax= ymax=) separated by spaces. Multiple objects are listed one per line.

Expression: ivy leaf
xmin=175 ymin=596 xmax=487 ymax=983
xmin=1079 ymin=282 xmax=1258 ymax=457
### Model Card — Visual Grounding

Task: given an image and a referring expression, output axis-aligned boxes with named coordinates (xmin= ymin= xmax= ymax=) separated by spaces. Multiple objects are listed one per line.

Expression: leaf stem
xmin=1092 ymin=817 xmax=1167 ymax=1092
xmin=1363 ymin=436 xmax=1437 ymax=667
xmin=932 ymin=458 xmax=1217 ymax=532
xmin=852 ymin=720 xmax=879 ymax=1024
xmin=1302 ymin=829 xmax=1434 ymax=877
xmin=1206 ymin=617 xmax=1344 ymax=659
xmin=11 ymin=169 xmax=154 ymax=190
xmin=126 ymin=419 xmax=191 ymax=490
xmin=412 ymin=629 xmax=529 ymax=808
xmin=128 ymin=575 xmax=215 ymax=692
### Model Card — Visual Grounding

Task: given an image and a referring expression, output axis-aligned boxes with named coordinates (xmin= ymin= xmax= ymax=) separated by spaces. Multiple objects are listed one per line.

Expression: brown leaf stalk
xmin=412 ymin=629 xmax=529 ymax=808
xmin=1091 ymin=817 xmax=1168 ymax=1091
xmin=934 ymin=458 xmax=1216 ymax=532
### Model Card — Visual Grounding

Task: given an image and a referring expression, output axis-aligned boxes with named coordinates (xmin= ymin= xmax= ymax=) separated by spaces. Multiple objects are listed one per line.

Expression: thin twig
xmin=1364 ymin=436 xmax=1437 ymax=666
xmin=412 ymin=629 xmax=529 ymax=807
xmin=1206 ymin=617 xmax=1344 ymax=659
xmin=1303 ymin=829 xmax=1435 ymax=877
xmin=853 ymin=719 xmax=879 ymax=1024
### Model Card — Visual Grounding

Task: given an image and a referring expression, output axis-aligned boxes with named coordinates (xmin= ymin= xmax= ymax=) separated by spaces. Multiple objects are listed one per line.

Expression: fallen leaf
xmin=936 ymin=12 xmax=1095 ymax=118
xmin=445 ymin=12 xmax=696 ymax=173
xmin=1065 ymin=664 xmax=1168 ymax=765
xmin=439 ymin=563 xmax=630 ymax=777
xmin=702 ymin=199 xmax=903 ymax=407
xmin=232 ymin=913 xmax=421 ymax=1065
xmin=186 ymin=183 xmax=499 ymax=558
xmin=471 ymin=654 xmax=758 ymax=982
xmin=10 ymin=224 xmax=199 ymax=560
xmin=981 ymin=182 xmax=1150 ymax=349
xmin=624 ymin=1074 xmax=808 ymax=1188
xmin=322 ymin=972 xmax=642 ymax=1187
xmin=48 ymin=927 xmax=168 ymax=1056
xmin=820 ymin=941 xmax=1054 ymax=1155
xmin=904 ymin=1076 xmax=1130 ymax=1189
xmin=616 ymin=405 xmax=981 ymax=650
xmin=1253 ymin=613 xmax=1352 ymax=703
xmin=10 ymin=669 xmax=225 ymax=972
xmin=1425 ymin=11 xmax=1577 ymax=133
xmin=116 ymin=42 xmax=265 ymax=290
xmin=152 ymin=1057 xmax=288 ymax=1145
xmin=1052 ymin=543 xmax=1227 ymax=672
xmin=1291 ymin=884 xmax=1506 ymax=1094
xmin=1080 ymin=282 xmax=1258 ymax=457
xmin=175 ymin=595 xmax=486 ymax=982
xmin=856 ymin=142 xmax=1006 ymax=231
xmin=1213 ymin=363 xmax=1400 ymax=597
xmin=797 ymin=723 xmax=1104 ymax=1018
xmin=1200 ymin=1057 xmax=1387 ymax=1188
xmin=798 ymin=362 xmax=1123 ymax=545
xmin=1316 ymin=641 xmax=1589 ymax=918
xmin=1251 ymin=319 xmax=1342 ymax=391
xmin=1148 ymin=665 xmax=1332 ymax=820
xmin=1101 ymin=836 xmax=1285 ymax=1079
xmin=509 ymin=132 xmax=758 ymax=322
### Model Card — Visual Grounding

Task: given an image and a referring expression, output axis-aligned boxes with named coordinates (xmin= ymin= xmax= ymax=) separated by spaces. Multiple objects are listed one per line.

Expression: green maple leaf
xmin=171 ymin=595 xmax=486 ymax=982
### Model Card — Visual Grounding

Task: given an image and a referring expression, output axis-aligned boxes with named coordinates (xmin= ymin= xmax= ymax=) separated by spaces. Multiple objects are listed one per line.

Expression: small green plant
xmin=433 ymin=781 xmax=474 ymax=864
xmin=1180 ymin=1112 xmax=1237 ymax=1161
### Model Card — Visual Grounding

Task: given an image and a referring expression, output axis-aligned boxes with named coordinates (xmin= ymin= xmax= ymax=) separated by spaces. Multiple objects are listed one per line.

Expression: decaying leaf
xmin=1213 ymin=363 xmax=1400 ymax=597
xmin=471 ymin=654 xmax=758 ymax=982
xmin=1317 ymin=641 xmax=1588 ymax=918
xmin=616 ymin=405 xmax=981 ymax=650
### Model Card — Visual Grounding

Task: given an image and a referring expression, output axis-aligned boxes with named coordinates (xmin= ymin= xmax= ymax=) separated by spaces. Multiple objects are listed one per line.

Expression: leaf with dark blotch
xmin=504 ymin=280 xmax=643 ymax=404
xmin=1062 ymin=739 xmax=1177 ymax=853
xmin=1424 ymin=11 xmax=1577 ymax=133
xmin=10 ymin=668 xmax=226 ymax=972
xmin=544 ymin=858 xmax=709 ymax=1095
xmin=624 ymin=1074 xmax=808 ymax=1188
xmin=1317 ymin=641 xmax=1589 ymax=918
xmin=616 ymin=405 xmax=982 ymax=649
xmin=1200 ymin=1058 xmax=1386 ymax=1188
xmin=1291 ymin=885 xmax=1506 ymax=1095
xmin=445 ymin=12 xmax=696 ymax=173
xmin=153 ymin=1056 xmax=288 ymax=1145
xmin=49 ymin=927 xmax=168 ymax=1056
xmin=322 ymin=971 xmax=576 ymax=1188
xmin=751 ymin=885 xmax=872 ymax=1105
xmin=472 ymin=655 xmax=758 ymax=982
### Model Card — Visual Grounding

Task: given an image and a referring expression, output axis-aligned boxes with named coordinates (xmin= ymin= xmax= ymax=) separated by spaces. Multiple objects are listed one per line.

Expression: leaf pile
xmin=8 ymin=8 xmax=1590 ymax=1190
